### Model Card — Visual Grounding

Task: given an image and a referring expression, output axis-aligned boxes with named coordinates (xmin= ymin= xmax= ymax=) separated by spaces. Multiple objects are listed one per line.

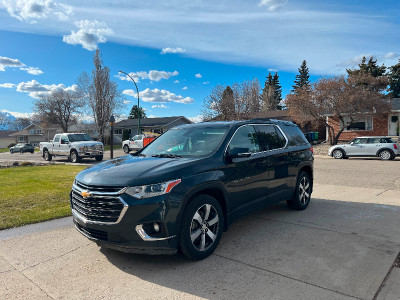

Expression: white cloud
xmin=123 ymin=88 xmax=194 ymax=104
xmin=63 ymin=20 xmax=113 ymax=51
xmin=188 ymin=115 xmax=203 ymax=123
xmin=195 ymin=73 xmax=202 ymax=78
xmin=123 ymin=100 xmax=132 ymax=104
xmin=147 ymin=115 xmax=158 ymax=118
xmin=160 ymin=47 xmax=186 ymax=54
xmin=384 ymin=52 xmax=398 ymax=59
xmin=0 ymin=83 xmax=15 ymax=88
xmin=2 ymin=0 xmax=72 ymax=23
xmin=268 ymin=68 xmax=278 ymax=72
xmin=16 ymin=79 xmax=80 ymax=98
xmin=151 ymin=104 xmax=168 ymax=109
xmin=20 ymin=66 xmax=43 ymax=75
xmin=182 ymin=86 xmax=188 ymax=90
xmin=202 ymin=81 xmax=210 ymax=85
xmin=118 ymin=70 xmax=178 ymax=82
xmin=0 ymin=56 xmax=25 ymax=71
xmin=1 ymin=109 xmax=32 ymax=119
xmin=174 ymin=80 xmax=180 ymax=84
xmin=259 ymin=0 xmax=288 ymax=11
xmin=337 ymin=54 xmax=374 ymax=68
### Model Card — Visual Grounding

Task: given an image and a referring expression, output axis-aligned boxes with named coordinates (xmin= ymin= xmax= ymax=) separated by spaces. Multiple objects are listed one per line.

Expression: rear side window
xmin=282 ymin=125 xmax=308 ymax=146
xmin=352 ymin=138 xmax=367 ymax=144
xmin=254 ymin=125 xmax=286 ymax=151
xmin=380 ymin=138 xmax=394 ymax=143
xmin=53 ymin=135 xmax=61 ymax=143
xmin=228 ymin=126 xmax=260 ymax=154
xmin=367 ymin=138 xmax=380 ymax=144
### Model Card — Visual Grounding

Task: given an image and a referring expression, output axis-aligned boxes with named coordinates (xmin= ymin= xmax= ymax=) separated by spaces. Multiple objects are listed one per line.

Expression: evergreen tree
xmin=389 ymin=59 xmax=400 ymax=98
xmin=347 ymin=56 xmax=386 ymax=77
xmin=273 ymin=73 xmax=282 ymax=110
xmin=128 ymin=105 xmax=147 ymax=119
xmin=221 ymin=86 xmax=235 ymax=120
xmin=292 ymin=60 xmax=310 ymax=93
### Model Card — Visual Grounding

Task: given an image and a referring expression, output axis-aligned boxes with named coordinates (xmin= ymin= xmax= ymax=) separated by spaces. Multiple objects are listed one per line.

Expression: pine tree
xmin=221 ymin=86 xmax=235 ymax=120
xmin=347 ymin=56 xmax=386 ymax=77
xmin=389 ymin=59 xmax=400 ymax=98
xmin=292 ymin=60 xmax=310 ymax=93
xmin=128 ymin=105 xmax=146 ymax=119
xmin=273 ymin=73 xmax=282 ymax=110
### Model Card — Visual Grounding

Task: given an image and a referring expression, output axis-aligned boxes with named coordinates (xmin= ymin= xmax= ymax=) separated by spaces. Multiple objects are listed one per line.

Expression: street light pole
xmin=109 ymin=115 xmax=115 ymax=159
xmin=119 ymin=70 xmax=141 ymax=135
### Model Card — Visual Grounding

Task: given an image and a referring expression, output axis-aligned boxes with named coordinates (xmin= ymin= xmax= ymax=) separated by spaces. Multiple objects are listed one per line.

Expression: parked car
xmin=328 ymin=136 xmax=399 ymax=160
xmin=10 ymin=143 xmax=35 ymax=154
xmin=71 ymin=120 xmax=313 ymax=260
xmin=39 ymin=133 xmax=104 ymax=163
xmin=122 ymin=133 xmax=158 ymax=153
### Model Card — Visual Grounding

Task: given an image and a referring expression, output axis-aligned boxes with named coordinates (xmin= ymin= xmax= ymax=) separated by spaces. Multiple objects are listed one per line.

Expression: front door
xmin=59 ymin=135 xmax=70 ymax=155
xmin=388 ymin=114 xmax=400 ymax=136
xmin=347 ymin=138 xmax=368 ymax=155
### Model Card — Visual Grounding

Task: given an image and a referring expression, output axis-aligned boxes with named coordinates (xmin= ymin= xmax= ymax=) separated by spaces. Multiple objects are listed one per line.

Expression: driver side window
xmin=228 ymin=126 xmax=260 ymax=155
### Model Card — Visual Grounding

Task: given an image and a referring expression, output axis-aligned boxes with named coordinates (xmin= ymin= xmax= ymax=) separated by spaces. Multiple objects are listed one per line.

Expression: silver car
xmin=328 ymin=136 xmax=399 ymax=160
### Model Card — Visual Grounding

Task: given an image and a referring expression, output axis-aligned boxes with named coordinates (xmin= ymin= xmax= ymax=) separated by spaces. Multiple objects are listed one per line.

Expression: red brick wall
xmin=328 ymin=115 xmax=388 ymax=141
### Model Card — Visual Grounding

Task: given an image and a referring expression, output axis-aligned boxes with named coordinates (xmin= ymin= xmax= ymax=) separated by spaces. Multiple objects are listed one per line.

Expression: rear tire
xmin=20 ymin=149 xmax=23 ymax=154
xmin=95 ymin=155 xmax=103 ymax=161
xmin=123 ymin=145 xmax=130 ymax=154
xmin=379 ymin=150 xmax=393 ymax=160
xmin=43 ymin=150 xmax=52 ymax=161
xmin=179 ymin=194 xmax=224 ymax=260
xmin=287 ymin=171 xmax=312 ymax=210
xmin=70 ymin=150 xmax=81 ymax=163
xmin=10 ymin=150 xmax=13 ymax=154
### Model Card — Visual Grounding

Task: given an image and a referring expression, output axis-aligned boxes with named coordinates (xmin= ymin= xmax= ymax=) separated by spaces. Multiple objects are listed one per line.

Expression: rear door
xmin=365 ymin=138 xmax=381 ymax=155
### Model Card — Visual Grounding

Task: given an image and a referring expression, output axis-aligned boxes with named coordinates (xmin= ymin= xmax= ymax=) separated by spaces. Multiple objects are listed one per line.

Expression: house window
xmin=18 ymin=136 xmax=25 ymax=142
xmin=29 ymin=129 xmax=35 ymax=134
xmin=342 ymin=115 xmax=373 ymax=131
xmin=37 ymin=129 xmax=42 ymax=134
xmin=114 ymin=129 xmax=122 ymax=135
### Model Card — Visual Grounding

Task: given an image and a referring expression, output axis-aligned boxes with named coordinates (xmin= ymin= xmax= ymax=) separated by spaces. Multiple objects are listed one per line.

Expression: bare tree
xmin=34 ymin=89 xmax=84 ymax=132
xmin=78 ymin=49 xmax=123 ymax=143
xmin=8 ymin=117 xmax=32 ymax=131
xmin=202 ymin=79 xmax=261 ymax=121
xmin=286 ymin=74 xmax=390 ymax=145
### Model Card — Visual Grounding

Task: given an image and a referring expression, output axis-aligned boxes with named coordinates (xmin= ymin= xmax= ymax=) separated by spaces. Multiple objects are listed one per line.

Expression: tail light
xmin=394 ymin=144 xmax=398 ymax=150
xmin=309 ymin=147 xmax=314 ymax=154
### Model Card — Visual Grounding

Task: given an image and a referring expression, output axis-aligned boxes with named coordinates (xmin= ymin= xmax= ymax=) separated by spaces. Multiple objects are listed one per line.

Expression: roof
xmin=0 ymin=130 xmax=16 ymax=138
xmin=115 ymin=116 xmax=192 ymax=128
xmin=177 ymin=119 xmax=295 ymax=130
xmin=9 ymin=123 xmax=61 ymax=136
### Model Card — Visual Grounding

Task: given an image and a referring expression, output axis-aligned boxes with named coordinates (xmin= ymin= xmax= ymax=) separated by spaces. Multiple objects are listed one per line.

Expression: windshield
xmin=140 ymin=126 xmax=229 ymax=158
xmin=68 ymin=134 xmax=93 ymax=142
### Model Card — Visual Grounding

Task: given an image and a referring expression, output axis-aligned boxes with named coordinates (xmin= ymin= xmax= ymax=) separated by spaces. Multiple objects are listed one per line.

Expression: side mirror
xmin=350 ymin=142 xmax=354 ymax=145
xmin=65 ymin=141 xmax=69 ymax=144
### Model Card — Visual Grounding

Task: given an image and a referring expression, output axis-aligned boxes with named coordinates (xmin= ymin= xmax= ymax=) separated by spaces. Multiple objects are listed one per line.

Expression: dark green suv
xmin=10 ymin=143 xmax=35 ymax=154
xmin=71 ymin=120 xmax=314 ymax=260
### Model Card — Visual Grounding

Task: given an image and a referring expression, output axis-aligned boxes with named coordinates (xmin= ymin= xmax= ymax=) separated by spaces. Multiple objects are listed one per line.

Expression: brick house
xmin=326 ymin=98 xmax=400 ymax=141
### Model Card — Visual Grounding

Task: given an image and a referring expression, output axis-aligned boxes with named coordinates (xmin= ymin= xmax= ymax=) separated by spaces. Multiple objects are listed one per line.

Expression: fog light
xmin=153 ymin=223 xmax=160 ymax=232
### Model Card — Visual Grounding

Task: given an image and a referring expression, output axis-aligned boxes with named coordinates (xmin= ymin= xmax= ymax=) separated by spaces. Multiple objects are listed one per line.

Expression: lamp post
xmin=109 ymin=115 xmax=115 ymax=159
xmin=119 ymin=70 xmax=141 ymax=135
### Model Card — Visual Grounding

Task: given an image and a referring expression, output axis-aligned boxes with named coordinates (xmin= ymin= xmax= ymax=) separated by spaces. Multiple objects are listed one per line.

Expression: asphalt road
xmin=0 ymin=157 xmax=399 ymax=299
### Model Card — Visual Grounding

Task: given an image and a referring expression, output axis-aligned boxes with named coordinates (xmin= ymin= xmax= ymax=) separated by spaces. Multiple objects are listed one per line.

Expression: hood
xmin=70 ymin=141 xmax=103 ymax=147
xmin=75 ymin=154 xmax=200 ymax=187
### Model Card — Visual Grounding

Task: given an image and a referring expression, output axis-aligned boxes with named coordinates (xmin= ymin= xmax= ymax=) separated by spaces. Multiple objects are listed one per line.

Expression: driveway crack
xmin=373 ymin=251 xmax=400 ymax=300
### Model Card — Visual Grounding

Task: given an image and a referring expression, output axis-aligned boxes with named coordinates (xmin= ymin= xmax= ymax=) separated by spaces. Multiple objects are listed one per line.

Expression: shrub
xmin=8 ymin=143 xmax=16 ymax=148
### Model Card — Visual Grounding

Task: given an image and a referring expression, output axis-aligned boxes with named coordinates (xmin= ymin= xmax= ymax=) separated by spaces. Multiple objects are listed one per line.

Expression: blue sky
xmin=0 ymin=0 xmax=399 ymax=122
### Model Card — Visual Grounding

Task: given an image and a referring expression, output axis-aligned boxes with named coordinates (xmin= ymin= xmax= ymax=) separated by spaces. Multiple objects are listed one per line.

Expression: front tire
xmin=332 ymin=149 xmax=345 ymax=159
xmin=95 ymin=155 xmax=103 ymax=161
xmin=287 ymin=171 xmax=312 ymax=210
xmin=70 ymin=150 xmax=81 ymax=163
xmin=179 ymin=195 xmax=224 ymax=260
xmin=379 ymin=150 xmax=393 ymax=160
xmin=20 ymin=149 xmax=23 ymax=154
xmin=43 ymin=150 xmax=52 ymax=161
xmin=123 ymin=145 xmax=130 ymax=154
xmin=10 ymin=150 xmax=13 ymax=154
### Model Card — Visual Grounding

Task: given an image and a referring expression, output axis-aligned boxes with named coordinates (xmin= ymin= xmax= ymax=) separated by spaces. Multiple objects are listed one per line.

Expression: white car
xmin=328 ymin=136 xmax=399 ymax=160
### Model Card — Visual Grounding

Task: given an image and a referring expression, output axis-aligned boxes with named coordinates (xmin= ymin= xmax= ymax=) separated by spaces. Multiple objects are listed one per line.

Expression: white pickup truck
xmin=122 ymin=134 xmax=158 ymax=153
xmin=39 ymin=133 xmax=104 ymax=163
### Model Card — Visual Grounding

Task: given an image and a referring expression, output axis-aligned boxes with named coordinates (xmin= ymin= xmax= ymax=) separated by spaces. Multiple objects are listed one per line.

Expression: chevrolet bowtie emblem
xmin=81 ymin=190 xmax=91 ymax=199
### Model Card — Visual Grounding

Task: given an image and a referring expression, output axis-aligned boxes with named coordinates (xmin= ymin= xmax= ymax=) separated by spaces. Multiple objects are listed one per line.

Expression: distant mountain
xmin=0 ymin=111 xmax=16 ymax=130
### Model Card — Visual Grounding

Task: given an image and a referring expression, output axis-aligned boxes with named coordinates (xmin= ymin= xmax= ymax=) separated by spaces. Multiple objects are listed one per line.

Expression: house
xmin=0 ymin=131 xmax=16 ymax=148
xmin=113 ymin=116 xmax=192 ymax=143
xmin=9 ymin=123 xmax=62 ymax=147
xmin=326 ymin=98 xmax=400 ymax=141
xmin=68 ymin=123 xmax=100 ymax=140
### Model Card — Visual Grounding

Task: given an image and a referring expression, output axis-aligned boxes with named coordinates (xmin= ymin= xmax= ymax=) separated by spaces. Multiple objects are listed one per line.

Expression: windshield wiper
xmin=151 ymin=154 xmax=181 ymax=158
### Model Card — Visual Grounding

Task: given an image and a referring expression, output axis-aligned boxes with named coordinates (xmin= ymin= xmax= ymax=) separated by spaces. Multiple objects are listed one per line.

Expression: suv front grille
xmin=76 ymin=223 xmax=108 ymax=241
xmin=71 ymin=182 xmax=127 ymax=224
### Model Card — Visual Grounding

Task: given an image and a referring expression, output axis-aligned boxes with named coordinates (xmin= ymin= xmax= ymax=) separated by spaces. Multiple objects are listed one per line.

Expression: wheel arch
xmin=331 ymin=147 xmax=345 ymax=157
xmin=376 ymin=148 xmax=394 ymax=157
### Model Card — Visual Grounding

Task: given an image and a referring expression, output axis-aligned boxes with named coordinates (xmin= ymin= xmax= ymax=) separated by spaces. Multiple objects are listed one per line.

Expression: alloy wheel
xmin=380 ymin=150 xmax=391 ymax=160
xmin=298 ymin=176 xmax=310 ymax=205
xmin=333 ymin=149 xmax=343 ymax=159
xmin=190 ymin=204 xmax=219 ymax=252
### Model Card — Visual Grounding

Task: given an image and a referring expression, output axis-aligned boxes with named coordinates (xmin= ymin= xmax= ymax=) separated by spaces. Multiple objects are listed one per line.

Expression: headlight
xmin=125 ymin=179 xmax=181 ymax=199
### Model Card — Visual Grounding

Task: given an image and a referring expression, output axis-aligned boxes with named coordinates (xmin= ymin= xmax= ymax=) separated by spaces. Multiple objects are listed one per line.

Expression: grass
xmin=0 ymin=148 xmax=9 ymax=153
xmin=0 ymin=165 xmax=86 ymax=230
xmin=103 ymin=145 xmax=122 ymax=151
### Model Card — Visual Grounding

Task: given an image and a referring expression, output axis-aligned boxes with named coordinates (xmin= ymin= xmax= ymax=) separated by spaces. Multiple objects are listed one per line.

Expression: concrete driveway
xmin=1 ymin=157 xmax=399 ymax=299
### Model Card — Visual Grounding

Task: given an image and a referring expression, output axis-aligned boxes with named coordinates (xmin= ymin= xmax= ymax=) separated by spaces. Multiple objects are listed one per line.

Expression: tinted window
xmin=352 ymin=138 xmax=367 ymax=144
xmin=282 ymin=125 xmax=308 ymax=146
xmin=368 ymin=138 xmax=380 ymax=144
xmin=254 ymin=125 xmax=286 ymax=151
xmin=380 ymin=138 xmax=394 ymax=143
xmin=61 ymin=135 xmax=69 ymax=144
xmin=68 ymin=134 xmax=92 ymax=142
xmin=228 ymin=126 xmax=260 ymax=154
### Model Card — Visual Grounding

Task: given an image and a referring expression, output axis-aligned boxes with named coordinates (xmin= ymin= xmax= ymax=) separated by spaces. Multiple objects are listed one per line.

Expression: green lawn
xmin=0 ymin=148 xmax=10 ymax=153
xmin=103 ymin=145 xmax=122 ymax=151
xmin=0 ymin=165 xmax=86 ymax=230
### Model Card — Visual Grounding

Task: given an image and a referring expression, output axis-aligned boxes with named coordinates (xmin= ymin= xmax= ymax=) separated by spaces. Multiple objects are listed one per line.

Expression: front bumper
xmin=70 ymin=184 xmax=181 ymax=255
xmin=79 ymin=151 xmax=103 ymax=157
